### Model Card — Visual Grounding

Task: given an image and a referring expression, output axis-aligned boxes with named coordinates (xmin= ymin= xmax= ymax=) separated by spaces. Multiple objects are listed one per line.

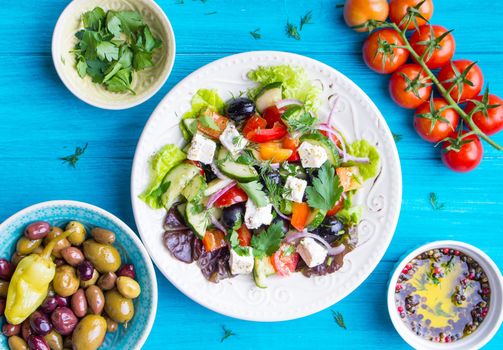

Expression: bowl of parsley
xmin=52 ymin=0 xmax=175 ymax=110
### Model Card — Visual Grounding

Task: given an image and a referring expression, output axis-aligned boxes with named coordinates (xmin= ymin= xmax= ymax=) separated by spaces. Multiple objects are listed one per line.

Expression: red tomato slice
xmin=213 ymin=187 xmax=248 ymax=208
xmin=246 ymin=122 xmax=288 ymax=143
xmin=272 ymin=244 xmax=300 ymax=276
xmin=242 ymin=115 xmax=267 ymax=136
xmin=237 ymin=224 xmax=251 ymax=247
xmin=262 ymin=106 xmax=286 ymax=127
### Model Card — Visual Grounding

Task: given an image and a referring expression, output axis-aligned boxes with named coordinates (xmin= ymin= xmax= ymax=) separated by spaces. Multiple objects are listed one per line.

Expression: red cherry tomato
xmin=344 ymin=0 xmax=389 ymax=32
xmin=282 ymin=136 xmax=300 ymax=162
xmin=413 ymin=98 xmax=459 ymax=143
xmin=246 ymin=122 xmax=288 ymax=143
xmin=410 ymin=25 xmax=455 ymax=69
xmin=441 ymin=132 xmax=483 ymax=172
xmin=262 ymin=106 xmax=286 ymax=127
xmin=237 ymin=224 xmax=251 ymax=247
xmin=464 ymin=93 xmax=503 ymax=135
xmin=185 ymin=160 xmax=205 ymax=176
xmin=389 ymin=64 xmax=432 ymax=109
xmin=242 ymin=115 xmax=267 ymax=136
xmin=362 ymin=29 xmax=410 ymax=74
xmin=438 ymin=60 xmax=484 ymax=102
xmin=272 ymin=244 xmax=300 ymax=276
xmin=389 ymin=0 xmax=434 ymax=30
xmin=213 ymin=187 xmax=248 ymax=208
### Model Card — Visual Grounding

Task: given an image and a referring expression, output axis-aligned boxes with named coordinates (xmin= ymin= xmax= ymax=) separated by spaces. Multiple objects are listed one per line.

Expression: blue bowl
xmin=0 ymin=200 xmax=157 ymax=350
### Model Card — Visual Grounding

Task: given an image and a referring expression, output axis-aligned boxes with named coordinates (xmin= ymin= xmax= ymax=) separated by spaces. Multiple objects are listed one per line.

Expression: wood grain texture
xmin=0 ymin=0 xmax=501 ymax=349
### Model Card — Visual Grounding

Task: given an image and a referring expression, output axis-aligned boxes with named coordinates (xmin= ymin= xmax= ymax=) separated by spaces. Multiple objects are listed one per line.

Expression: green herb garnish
xmin=251 ymin=221 xmax=285 ymax=258
xmin=239 ymin=181 xmax=268 ymax=207
xmin=60 ymin=143 xmax=88 ymax=168
xmin=306 ymin=162 xmax=343 ymax=211
xmin=286 ymin=21 xmax=301 ymax=40
xmin=332 ymin=310 xmax=347 ymax=330
xmin=73 ymin=7 xmax=162 ymax=93
xmin=429 ymin=192 xmax=445 ymax=210
xmin=392 ymin=133 xmax=402 ymax=142
xmin=220 ymin=326 xmax=236 ymax=342
xmin=205 ymin=11 xmax=217 ymax=16
xmin=250 ymin=28 xmax=261 ymax=39
xmin=299 ymin=11 xmax=313 ymax=30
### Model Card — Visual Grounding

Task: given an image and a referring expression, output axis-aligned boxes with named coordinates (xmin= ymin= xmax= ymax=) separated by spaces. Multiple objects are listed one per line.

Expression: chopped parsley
xmin=285 ymin=21 xmax=301 ymax=40
xmin=306 ymin=162 xmax=343 ymax=211
xmin=60 ymin=143 xmax=88 ymax=168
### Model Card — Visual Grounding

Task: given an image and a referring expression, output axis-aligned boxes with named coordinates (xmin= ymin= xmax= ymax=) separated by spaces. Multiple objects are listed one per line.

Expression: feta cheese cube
xmin=283 ymin=176 xmax=307 ymax=203
xmin=230 ymin=247 xmax=254 ymax=275
xmin=296 ymin=237 xmax=328 ymax=267
xmin=244 ymin=199 xmax=273 ymax=230
xmin=298 ymin=141 xmax=328 ymax=168
xmin=219 ymin=123 xmax=247 ymax=155
xmin=187 ymin=132 xmax=216 ymax=164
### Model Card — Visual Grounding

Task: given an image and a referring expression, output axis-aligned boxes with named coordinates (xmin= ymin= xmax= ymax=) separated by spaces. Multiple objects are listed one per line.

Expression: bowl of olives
xmin=0 ymin=200 xmax=157 ymax=350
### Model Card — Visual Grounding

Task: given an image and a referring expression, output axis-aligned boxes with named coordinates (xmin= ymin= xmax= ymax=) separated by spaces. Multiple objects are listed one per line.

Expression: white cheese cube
xmin=219 ymin=123 xmax=247 ymax=155
xmin=187 ymin=132 xmax=216 ymax=164
xmin=283 ymin=176 xmax=307 ymax=203
xmin=298 ymin=141 xmax=328 ymax=168
xmin=296 ymin=237 xmax=328 ymax=267
xmin=244 ymin=199 xmax=273 ymax=230
xmin=230 ymin=247 xmax=254 ymax=275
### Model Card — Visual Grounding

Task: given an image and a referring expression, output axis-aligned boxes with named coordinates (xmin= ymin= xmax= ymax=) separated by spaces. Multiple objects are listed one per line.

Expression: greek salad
xmin=140 ymin=65 xmax=380 ymax=287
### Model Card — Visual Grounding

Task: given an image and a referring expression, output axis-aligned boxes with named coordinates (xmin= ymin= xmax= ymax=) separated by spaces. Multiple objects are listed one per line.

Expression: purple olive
xmin=27 ymin=335 xmax=50 ymax=350
xmin=29 ymin=311 xmax=52 ymax=336
xmin=51 ymin=307 xmax=78 ymax=335
xmin=77 ymin=260 xmax=94 ymax=281
xmin=40 ymin=297 xmax=58 ymax=314
xmin=21 ymin=320 xmax=33 ymax=341
xmin=54 ymin=258 xmax=66 ymax=267
xmin=2 ymin=323 xmax=20 ymax=336
xmin=0 ymin=298 xmax=5 ymax=316
xmin=116 ymin=264 xmax=136 ymax=280
xmin=0 ymin=258 xmax=14 ymax=280
xmin=54 ymin=296 xmax=68 ymax=307
xmin=24 ymin=221 xmax=51 ymax=240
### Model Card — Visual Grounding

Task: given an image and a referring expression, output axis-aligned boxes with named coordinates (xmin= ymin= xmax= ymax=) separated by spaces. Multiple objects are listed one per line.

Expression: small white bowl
xmin=387 ymin=241 xmax=503 ymax=350
xmin=52 ymin=0 xmax=176 ymax=110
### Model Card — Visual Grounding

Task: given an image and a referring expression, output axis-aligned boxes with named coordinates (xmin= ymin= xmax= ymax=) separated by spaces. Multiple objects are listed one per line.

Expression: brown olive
xmin=2 ymin=323 xmax=21 ymax=337
xmin=21 ymin=320 xmax=32 ymax=341
xmin=70 ymin=289 xmax=87 ymax=318
xmin=80 ymin=269 xmax=99 ymax=288
xmin=8 ymin=335 xmax=28 ymax=350
xmin=16 ymin=237 xmax=42 ymax=255
xmin=53 ymin=266 xmax=79 ymax=297
xmin=62 ymin=336 xmax=72 ymax=349
xmin=0 ymin=280 xmax=9 ymax=297
xmin=44 ymin=227 xmax=63 ymax=245
xmin=10 ymin=252 xmax=25 ymax=266
xmin=72 ymin=315 xmax=107 ymax=350
xmin=105 ymin=316 xmax=118 ymax=333
xmin=83 ymin=240 xmax=121 ymax=273
xmin=65 ymin=221 xmax=87 ymax=246
xmin=85 ymin=286 xmax=105 ymax=314
xmin=116 ymin=276 xmax=141 ymax=299
xmin=91 ymin=227 xmax=116 ymax=245
xmin=97 ymin=272 xmax=117 ymax=291
xmin=104 ymin=289 xmax=134 ymax=323
xmin=60 ymin=247 xmax=84 ymax=267
xmin=24 ymin=221 xmax=51 ymax=240
xmin=43 ymin=330 xmax=63 ymax=350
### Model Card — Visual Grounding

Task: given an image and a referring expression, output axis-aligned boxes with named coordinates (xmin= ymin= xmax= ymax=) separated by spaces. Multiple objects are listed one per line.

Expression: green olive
xmin=16 ymin=237 xmax=42 ymax=255
xmin=83 ymin=240 xmax=121 ymax=273
xmin=0 ymin=280 xmax=9 ymax=297
xmin=44 ymin=330 xmax=63 ymax=350
xmin=72 ymin=315 xmax=107 ymax=350
xmin=8 ymin=336 xmax=28 ymax=350
xmin=80 ymin=269 xmax=99 ymax=288
xmin=66 ymin=221 xmax=87 ymax=246
xmin=104 ymin=289 xmax=134 ymax=323
xmin=52 ymin=238 xmax=71 ymax=258
xmin=44 ymin=226 xmax=64 ymax=245
xmin=116 ymin=276 xmax=141 ymax=299
xmin=53 ymin=265 xmax=80 ymax=297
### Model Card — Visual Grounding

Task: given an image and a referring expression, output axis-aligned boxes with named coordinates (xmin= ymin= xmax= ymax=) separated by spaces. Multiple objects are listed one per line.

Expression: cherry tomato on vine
xmin=362 ymin=29 xmax=409 ymax=74
xmin=343 ymin=0 xmax=389 ymax=32
xmin=464 ymin=92 xmax=503 ymax=135
xmin=413 ymin=98 xmax=459 ymax=143
xmin=389 ymin=0 xmax=434 ymax=30
xmin=410 ymin=25 xmax=455 ymax=69
xmin=389 ymin=64 xmax=432 ymax=109
xmin=438 ymin=60 xmax=484 ymax=102
xmin=441 ymin=132 xmax=483 ymax=172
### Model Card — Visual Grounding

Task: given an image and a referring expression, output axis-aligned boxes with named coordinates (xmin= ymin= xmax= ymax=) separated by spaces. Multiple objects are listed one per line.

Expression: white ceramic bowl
xmin=52 ymin=0 xmax=176 ymax=110
xmin=387 ymin=241 xmax=503 ymax=350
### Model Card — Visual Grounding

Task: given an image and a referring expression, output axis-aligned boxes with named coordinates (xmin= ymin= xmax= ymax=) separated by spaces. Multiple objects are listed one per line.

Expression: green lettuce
xmin=247 ymin=65 xmax=321 ymax=111
xmin=180 ymin=89 xmax=225 ymax=140
xmin=336 ymin=193 xmax=362 ymax=227
xmin=139 ymin=144 xmax=186 ymax=208
xmin=347 ymin=140 xmax=380 ymax=181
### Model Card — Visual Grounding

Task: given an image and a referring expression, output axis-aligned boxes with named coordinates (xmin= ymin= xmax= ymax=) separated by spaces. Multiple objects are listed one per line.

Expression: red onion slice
xmin=286 ymin=230 xmax=345 ymax=256
xmin=317 ymin=124 xmax=369 ymax=164
xmin=206 ymin=181 xmax=237 ymax=208
xmin=275 ymin=99 xmax=303 ymax=109
xmin=273 ymin=205 xmax=291 ymax=221
xmin=210 ymin=214 xmax=227 ymax=233
xmin=211 ymin=162 xmax=229 ymax=180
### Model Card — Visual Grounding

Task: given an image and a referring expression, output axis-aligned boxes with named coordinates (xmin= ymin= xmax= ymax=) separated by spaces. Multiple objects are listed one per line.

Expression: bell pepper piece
xmin=336 ymin=167 xmax=363 ymax=192
xmin=246 ymin=122 xmax=288 ymax=143
xmin=202 ymin=230 xmax=226 ymax=252
xmin=242 ymin=115 xmax=267 ymax=136
xmin=237 ymin=224 xmax=251 ymax=247
xmin=214 ymin=187 xmax=248 ymax=208
xmin=258 ymin=142 xmax=293 ymax=163
xmin=291 ymin=202 xmax=309 ymax=231
xmin=197 ymin=109 xmax=229 ymax=139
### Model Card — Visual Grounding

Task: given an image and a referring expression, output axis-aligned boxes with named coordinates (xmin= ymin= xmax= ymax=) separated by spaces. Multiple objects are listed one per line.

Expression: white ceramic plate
xmin=131 ymin=51 xmax=402 ymax=321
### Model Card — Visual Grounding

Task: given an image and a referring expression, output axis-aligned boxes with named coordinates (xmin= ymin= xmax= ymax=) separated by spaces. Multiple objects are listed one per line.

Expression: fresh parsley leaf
xmin=429 ymin=192 xmax=445 ymax=210
xmin=250 ymin=28 xmax=261 ymax=39
xmin=105 ymin=12 xmax=122 ymax=37
xmin=104 ymin=68 xmax=134 ymax=93
xmin=282 ymin=105 xmax=316 ymax=133
xmin=198 ymin=113 xmax=220 ymax=131
xmin=114 ymin=11 xmax=144 ymax=36
xmin=299 ymin=10 xmax=313 ymax=30
xmin=118 ymin=46 xmax=133 ymax=68
xmin=132 ymin=49 xmax=154 ymax=70
xmin=76 ymin=59 xmax=88 ymax=78
xmin=60 ymin=143 xmax=88 ymax=168
xmin=96 ymin=41 xmax=119 ymax=62
xmin=103 ymin=62 xmax=123 ymax=83
xmin=238 ymin=181 xmax=268 ymax=207
xmin=220 ymin=326 xmax=236 ymax=343
xmin=85 ymin=59 xmax=108 ymax=82
xmin=306 ymin=162 xmax=343 ymax=211
xmin=82 ymin=7 xmax=106 ymax=31
xmin=331 ymin=310 xmax=347 ymax=330
xmin=251 ymin=221 xmax=285 ymax=257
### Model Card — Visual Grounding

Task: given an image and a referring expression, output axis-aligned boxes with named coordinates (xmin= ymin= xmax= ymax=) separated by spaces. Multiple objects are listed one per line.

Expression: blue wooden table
xmin=0 ymin=0 xmax=502 ymax=348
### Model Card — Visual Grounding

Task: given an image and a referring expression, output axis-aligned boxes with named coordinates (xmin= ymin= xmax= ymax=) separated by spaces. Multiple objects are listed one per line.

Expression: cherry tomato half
xmin=362 ymin=29 xmax=409 ymax=74
xmin=441 ymin=132 xmax=483 ymax=172
xmin=214 ymin=187 xmax=248 ymax=208
xmin=237 ymin=224 xmax=251 ymax=247
xmin=246 ymin=122 xmax=288 ymax=143
xmin=389 ymin=0 xmax=434 ymax=30
xmin=272 ymin=244 xmax=300 ymax=276
xmin=242 ymin=115 xmax=267 ymax=136
xmin=410 ymin=25 xmax=455 ymax=69
xmin=464 ymin=93 xmax=503 ymax=136
xmin=413 ymin=98 xmax=459 ymax=143
xmin=343 ymin=0 xmax=389 ymax=32
xmin=262 ymin=105 xmax=286 ymax=127
xmin=438 ymin=60 xmax=484 ymax=102
xmin=389 ymin=64 xmax=432 ymax=109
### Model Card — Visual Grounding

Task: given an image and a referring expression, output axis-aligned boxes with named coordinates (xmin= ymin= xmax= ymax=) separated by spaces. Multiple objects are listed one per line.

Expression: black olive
xmin=226 ymin=97 xmax=256 ymax=122
xmin=200 ymin=163 xmax=217 ymax=182
xmin=222 ymin=203 xmax=245 ymax=229
xmin=312 ymin=219 xmax=344 ymax=243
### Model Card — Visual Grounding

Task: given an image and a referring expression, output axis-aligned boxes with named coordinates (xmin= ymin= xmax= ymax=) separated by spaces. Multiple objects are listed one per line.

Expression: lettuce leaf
xmin=180 ymin=89 xmax=225 ymax=141
xmin=247 ymin=65 xmax=321 ymax=111
xmin=139 ymin=144 xmax=186 ymax=208
xmin=347 ymin=140 xmax=380 ymax=181
xmin=336 ymin=192 xmax=362 ymax=227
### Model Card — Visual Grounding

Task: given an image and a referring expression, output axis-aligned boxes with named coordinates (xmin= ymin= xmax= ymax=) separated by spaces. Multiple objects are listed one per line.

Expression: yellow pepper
xmin=5 ymin=231 xmax=72 ymax=325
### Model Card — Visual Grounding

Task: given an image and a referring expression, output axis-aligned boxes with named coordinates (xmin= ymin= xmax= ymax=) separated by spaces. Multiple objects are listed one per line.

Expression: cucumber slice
xmin=185 ymin=201 xmax=208 ymax=239
xmin=307 ymin=208 xmax=327 ymax=230
xmin=253 ymin=256 xmax=276 ymax=288
xmin=204 ymin=178 xmax=234 ymax=197
xmin=176 ymin=202 xmax=187 ymax=219
xmin=255 ymin=82 xmax=283 ymax=113
xmin=161 ymin=163 xmax=201 ymax=209
xmin=301 ymin=133 xmax=340 ymax=167
xmin=216 ymin=148 xmax=259 ymax=182
xmin=181 ymin=175 xmax=207 ymax=202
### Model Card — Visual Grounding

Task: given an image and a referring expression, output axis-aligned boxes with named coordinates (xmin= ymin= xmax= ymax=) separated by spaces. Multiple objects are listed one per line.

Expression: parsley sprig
xmin=251 ymin=221 xmax=285 ymax=258
xmin=306 ymin=163 xmax=343 ymax=211
xmin=60 ymin=143 xmax=88 ymax=168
